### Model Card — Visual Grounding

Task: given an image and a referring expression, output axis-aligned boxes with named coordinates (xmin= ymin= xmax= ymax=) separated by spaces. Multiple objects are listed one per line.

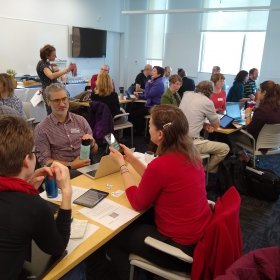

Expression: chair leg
xmin=145 ymin=118 xmax=149 ymax=138
xmin=131 ymin=126 xmax=134 ymax=147
xmin=129 ymin=264 xmax=135 ymax=280
xmin=206 ymin=156 xmax=209 ymax=185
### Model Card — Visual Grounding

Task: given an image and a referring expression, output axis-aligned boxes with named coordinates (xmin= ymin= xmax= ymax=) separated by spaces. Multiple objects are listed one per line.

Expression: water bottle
xmin=80 ymin=139 xmax=91 ymax=160
xmin=45 ymin=176 xmax=58 ymax=198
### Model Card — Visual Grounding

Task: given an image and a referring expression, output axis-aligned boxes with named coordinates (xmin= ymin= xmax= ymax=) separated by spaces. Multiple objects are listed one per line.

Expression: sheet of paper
xmin=79 ymin=198 xmax=140 ymax=230
xmin=40 ymin=185 xmax=88 ymax=203
xmin=30 ymin=90 xmax=43 ymax=107
xmin=66 ymin=223 xmax=99 ymax=255
xmin=70 ymin=218 xmax=88 ymax=239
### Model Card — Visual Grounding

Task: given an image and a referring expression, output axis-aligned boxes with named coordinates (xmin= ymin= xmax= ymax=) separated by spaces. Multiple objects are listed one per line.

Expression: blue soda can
xmin=45 ymin=176 xmax=58 ymax=198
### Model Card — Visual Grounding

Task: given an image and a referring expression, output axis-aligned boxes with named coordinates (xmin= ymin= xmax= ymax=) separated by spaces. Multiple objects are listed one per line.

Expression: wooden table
xmin=43 ymin=166 xmax=141 ymax=280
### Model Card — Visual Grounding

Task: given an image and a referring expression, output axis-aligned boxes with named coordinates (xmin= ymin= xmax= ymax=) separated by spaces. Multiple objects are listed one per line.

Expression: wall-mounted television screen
xmin=72 ymin=26 xmax=107 ymax=58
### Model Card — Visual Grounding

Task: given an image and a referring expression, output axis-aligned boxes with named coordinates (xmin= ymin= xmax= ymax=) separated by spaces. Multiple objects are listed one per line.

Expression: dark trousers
xmin=107 ymin=215 xmax=194 ymax=280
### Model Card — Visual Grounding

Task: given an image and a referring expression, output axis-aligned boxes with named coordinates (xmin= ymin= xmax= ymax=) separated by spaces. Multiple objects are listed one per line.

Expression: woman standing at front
xmin=108 ymin=104 xmax=212 ymax=280
xmin=36 ymin=44 xmax=73 ymax=114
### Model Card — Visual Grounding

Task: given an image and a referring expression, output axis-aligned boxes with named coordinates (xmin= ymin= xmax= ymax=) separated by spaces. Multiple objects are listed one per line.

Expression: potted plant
xmin=6 ymin=69 xmax=17 ymax=88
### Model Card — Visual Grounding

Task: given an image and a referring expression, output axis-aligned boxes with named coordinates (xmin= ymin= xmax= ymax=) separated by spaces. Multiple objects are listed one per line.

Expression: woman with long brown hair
xmin=107 ymin=104 xmax=212 ymax=280
xmin=0 ymin=73 xmax=25 ymax=117
xmin=245 ymin=80 xmax=280 ymax=139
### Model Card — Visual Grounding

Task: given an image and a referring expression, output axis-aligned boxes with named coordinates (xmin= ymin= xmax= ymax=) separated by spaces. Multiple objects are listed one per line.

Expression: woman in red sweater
xmin=210 ymin=73 xmax=226 ymax=113
xmin=108 ymin=104 xmax=212 ymax=279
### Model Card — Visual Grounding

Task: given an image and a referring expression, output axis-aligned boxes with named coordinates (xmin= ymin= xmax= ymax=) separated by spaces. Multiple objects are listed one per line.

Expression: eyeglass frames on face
xmin=49 ymin=97 xmax=69 ymax=104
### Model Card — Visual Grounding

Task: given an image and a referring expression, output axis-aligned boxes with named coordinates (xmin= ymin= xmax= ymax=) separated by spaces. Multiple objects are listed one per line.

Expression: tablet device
xmin=73 ymin=188 xmax=109 ymax=208
xmin=220 ymin=115 xmax=235 ymax=128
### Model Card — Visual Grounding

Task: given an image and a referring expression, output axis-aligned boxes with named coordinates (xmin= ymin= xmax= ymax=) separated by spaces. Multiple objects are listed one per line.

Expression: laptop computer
xmin=226 ymin=102 xmax=245 ymax=125
xmin=77 ymin=155 xmax=120 ymax=179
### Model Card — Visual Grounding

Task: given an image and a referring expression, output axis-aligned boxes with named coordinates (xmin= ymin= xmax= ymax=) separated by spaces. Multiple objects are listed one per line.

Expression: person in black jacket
xmin=177 ymin=68 xmax=195 ymax=98
xmin=0 ymin=116 xmax=85 ymax=279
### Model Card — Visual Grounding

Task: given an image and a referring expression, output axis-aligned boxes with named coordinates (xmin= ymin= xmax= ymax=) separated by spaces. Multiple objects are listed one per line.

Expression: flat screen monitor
xmin=72 ymin=26 xmax=107 ymax=58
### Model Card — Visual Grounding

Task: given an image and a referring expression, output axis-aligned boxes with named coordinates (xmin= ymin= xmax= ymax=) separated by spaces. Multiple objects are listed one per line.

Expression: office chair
xmin=129 ymin=187 xmax=242 ymax=280
xmin=113 ymin=112 xmax=134 ymax=147
xmin=236 ymin=124 xmax=280 ymax=167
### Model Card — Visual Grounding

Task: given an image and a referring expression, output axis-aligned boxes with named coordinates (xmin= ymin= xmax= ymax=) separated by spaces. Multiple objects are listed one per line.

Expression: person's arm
xmin=46 ymin=157 xmax=91 ymax=170
xmin=109 ymin=146 xmax=161 ymax=212
xmin=126 ymin=161 xmax=162 ymax=211
xmin=43 ymin=66 xmax=71 ymax=81
xmin=33 ymin=162 xmax=72 ymax=255
xmin=81 ymin=116 xmax=98 ymax=154
xmin=204 ymin=100 xmax=220 ymax=129
xmin=246 ymin=107 xmax=265 ymax=138
xmin=145 ymin=80 xmax=164 ymax=99
xmin=34 ymin=125 xmax=52 ymax=166
xmin=236 ymin=83 xmax=250 ymax=102
xmin=135 ymin=84 xmax=143 ymax=92
xmin=110 ymin=144 xmax=146 ymax=177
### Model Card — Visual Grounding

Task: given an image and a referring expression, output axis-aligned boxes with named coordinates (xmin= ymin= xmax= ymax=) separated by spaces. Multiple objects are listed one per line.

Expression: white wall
xmin=123 ymin=0 xmax=280 ymax=89
xmin=260 ymin=0 xmax=280 ymax=83
xmin=0 ymin=0 xmax=125 ymax=90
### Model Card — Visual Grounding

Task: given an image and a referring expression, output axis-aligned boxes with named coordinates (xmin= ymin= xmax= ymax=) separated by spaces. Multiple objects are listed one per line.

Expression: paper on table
xmin=66 ymin=223 xmax=99 ymax=255
xmin=40 ymin=185 xmax=88 ymax=203
xmin=30 ymin=90 xmax=44 ymax=107
xmin=79 ymin=198 xmax=140 ymax=230
xmin=70 ymin=218 xmax=88 ymax=239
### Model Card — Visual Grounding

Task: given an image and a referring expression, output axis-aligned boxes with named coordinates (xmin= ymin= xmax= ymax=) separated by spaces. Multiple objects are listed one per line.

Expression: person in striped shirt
xmin=244 ymin=68 xmax=258 ymax=99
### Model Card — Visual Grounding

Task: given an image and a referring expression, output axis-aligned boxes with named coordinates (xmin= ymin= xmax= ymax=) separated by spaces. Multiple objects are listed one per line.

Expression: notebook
xmin=77 ymin=155 xmax=120 ymax=179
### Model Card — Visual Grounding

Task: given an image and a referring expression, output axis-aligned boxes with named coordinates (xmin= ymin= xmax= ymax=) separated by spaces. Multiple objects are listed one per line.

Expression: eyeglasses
xmin=49 ymin=97 xmax=69 ymax=104
xmin=101 ymin=68 xmax=109 ymax=72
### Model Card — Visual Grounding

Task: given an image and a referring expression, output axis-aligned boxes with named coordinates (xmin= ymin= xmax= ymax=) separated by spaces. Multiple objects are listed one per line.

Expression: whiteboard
xmin=0 ymin=17 xmax=69 ymax=76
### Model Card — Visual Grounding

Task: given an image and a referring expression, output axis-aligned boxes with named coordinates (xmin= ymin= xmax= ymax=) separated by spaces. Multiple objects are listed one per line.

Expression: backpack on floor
xmin=217 ymin=156 xmax=248 ymax=195
xmin=245 ymin=166 xmax=280 ymax=201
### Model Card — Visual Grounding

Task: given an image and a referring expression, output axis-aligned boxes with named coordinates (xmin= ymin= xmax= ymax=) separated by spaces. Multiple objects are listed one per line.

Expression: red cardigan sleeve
xmin=125 ymin=161 xmax=162 ymax=211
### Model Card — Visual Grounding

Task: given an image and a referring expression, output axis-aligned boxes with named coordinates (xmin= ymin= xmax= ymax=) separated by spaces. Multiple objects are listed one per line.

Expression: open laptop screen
xmin=226 ymin=103 xmax=242 ymax=119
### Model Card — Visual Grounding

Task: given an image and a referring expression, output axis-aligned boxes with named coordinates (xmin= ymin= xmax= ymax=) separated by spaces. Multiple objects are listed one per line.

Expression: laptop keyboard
xmin=86 ymin=169 xmax=97 ymax=177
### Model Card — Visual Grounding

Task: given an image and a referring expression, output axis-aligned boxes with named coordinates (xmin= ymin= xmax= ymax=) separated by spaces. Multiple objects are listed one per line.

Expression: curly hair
xmin=40 ymin=44 xmax=56 ymax=61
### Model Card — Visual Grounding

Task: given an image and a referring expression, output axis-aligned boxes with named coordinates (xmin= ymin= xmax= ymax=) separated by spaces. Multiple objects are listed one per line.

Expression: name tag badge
xmin=70 ymin=128 xmax=81 ymax=134
xmin=217 ymin=98 xmax=223 ymax=102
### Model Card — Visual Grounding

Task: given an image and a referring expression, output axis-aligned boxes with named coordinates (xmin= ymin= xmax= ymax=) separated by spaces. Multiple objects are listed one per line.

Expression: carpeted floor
xmin=85 ymin=134 xmax=280 ymax=279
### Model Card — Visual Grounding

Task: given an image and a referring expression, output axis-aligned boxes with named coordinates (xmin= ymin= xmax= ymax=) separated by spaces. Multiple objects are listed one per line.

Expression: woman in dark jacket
xmin=227 ymin=70 xmax=249 ymax=102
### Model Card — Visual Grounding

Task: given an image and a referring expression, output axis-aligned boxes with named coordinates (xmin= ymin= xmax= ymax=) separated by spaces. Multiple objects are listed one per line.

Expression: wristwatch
xmin=66 ymin=162 xmax=72 ymax=170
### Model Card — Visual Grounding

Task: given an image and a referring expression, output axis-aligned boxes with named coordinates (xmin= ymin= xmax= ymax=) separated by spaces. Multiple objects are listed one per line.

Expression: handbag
xmin=245 ymin=166 xmax=280 ymax=201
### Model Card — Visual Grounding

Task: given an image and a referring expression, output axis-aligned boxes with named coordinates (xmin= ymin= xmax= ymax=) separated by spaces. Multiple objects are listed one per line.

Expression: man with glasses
xmin=90 ymin=64 xmax=115 ymax=91
xmin=35 ymin=83 xmax=98 ymax=170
